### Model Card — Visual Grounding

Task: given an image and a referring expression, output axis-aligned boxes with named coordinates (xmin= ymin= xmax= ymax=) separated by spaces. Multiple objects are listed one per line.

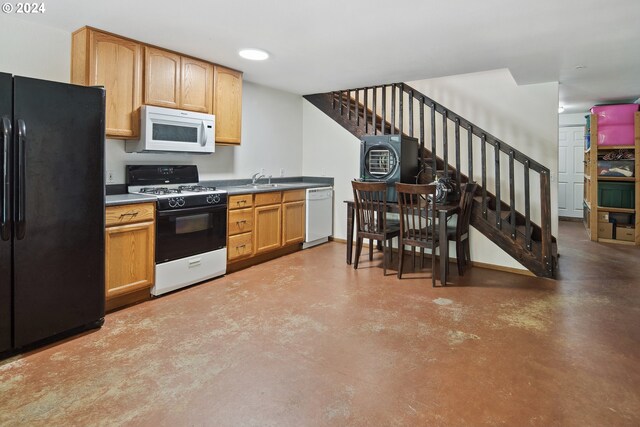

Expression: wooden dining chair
xmin=351 ymin=180 xmax=400 ymax=275
xmin=447 ymin=182 xmax=478 ymax=275
xmin=395 ymin=182 xmax=440 ymax=286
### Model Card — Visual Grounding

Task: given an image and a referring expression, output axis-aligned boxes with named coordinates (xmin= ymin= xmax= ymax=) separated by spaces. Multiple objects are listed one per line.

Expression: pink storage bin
xmin=597 ymin=124 xmax=635 ymax=146
xmin=591 ymin=104 xmax=638 ymax=126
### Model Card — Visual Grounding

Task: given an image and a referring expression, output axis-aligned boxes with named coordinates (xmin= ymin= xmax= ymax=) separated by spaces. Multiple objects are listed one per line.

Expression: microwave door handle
xmin=201 ymin=120 xmax=207 ymax=147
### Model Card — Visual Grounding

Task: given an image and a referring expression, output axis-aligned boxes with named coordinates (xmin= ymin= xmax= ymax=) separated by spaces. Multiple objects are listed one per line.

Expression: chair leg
xmin=354 ymin=237 xmax=363 ymax=269
xmin=411 ymin=247 xmax=416 ymax=269
xmin=398 ymin=243 xmax=404 ymax=279
xmin=432 ymin=244 xmax=437 ymax=287
xmin=420 ymin=248 xmax=425 ymax=269
xmin=382 ymin=238 xmax=387 ymax=275
xmin=445 ymin=241 xmax=450 ymax=276
xmin=457 ymin=241 xmax=465 ymax=276
xmin=369 ymin=239 xmax=374 ymax=261
xmin=464 ymin=239 xmax=471 ymax=269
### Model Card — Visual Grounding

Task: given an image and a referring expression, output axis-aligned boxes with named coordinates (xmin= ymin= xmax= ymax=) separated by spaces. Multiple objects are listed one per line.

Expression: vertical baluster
xmin=419 ymin=98 xmax=425 ymax=171
xmin=455 ymin=118 xmax=461 ymax=188
xmin=355 ymin=89 xmax=360 ymax=127
xmin=372 ymin=87 xmax=378 ymax=135
xmin=524 ymin=160 xmax=531 ymax=250
xmin=495 ymin=141 xmax=501 ymax=229
xmin=339 ymin=91 xmax=343 ymax=115
xmin=540 ymin=170 xmax=552 ymax=274
xmin=347 ymin=90 xmax=351 ymax=120
xmin=409 ymin=90 xmax=414 ymax=137
xmin=431 ymin=103 xmax=436 ymax=174
xmin=332 ymin=91 xmax=336 ymax=110
xmin=391 ymin=84 xmax=396 ymax=135
xmin=442 ymin=111 xmax=448 ymax=178
xmin=381 ymin=86 xmax=386 ymax=135
xmin=481 ymin=134 xmax=487 ymax=219
xmin=509 ymin=151 xmax=516 ymax=239
xmin=398 ymin=84 xmax=404 ymax=136
xmin=364 ymin=88 xmax=368 ymax=134
xmin=468 ymin=125 xmax=474 ymax=181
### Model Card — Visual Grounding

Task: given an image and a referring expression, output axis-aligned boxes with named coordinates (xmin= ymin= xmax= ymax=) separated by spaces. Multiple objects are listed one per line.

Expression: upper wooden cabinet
xmin=214 ymin=66 xmax=243 ymax=145
xmin=71 ymin=27 xmax=242 ymax=143
xmin=144 ymin=47 xmax=181 ymax=109
xmin=181 ymin=57 xmax=213 ymax=113
xmin=144 ymin=48 xmax=213 ymax=114
xmin=71 ymin=28 xmax=142 ymax=138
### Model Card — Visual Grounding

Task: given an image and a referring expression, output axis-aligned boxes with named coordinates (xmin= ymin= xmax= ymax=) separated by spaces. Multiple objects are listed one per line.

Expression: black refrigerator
xmin=0 ymin=73 xmax=105 ymax=355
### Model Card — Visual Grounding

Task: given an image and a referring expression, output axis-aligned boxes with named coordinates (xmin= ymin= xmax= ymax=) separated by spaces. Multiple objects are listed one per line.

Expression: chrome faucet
xmin=251 ymin=172 xmax=265 ymax=185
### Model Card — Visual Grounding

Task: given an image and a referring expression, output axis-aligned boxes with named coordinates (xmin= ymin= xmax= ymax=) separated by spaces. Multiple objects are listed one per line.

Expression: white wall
xmin=0 ymin=16 xmax=70 ymax=82
xmin=559 ymin=112 xmax=588 ymax=127
xmin=106 ymin=81 xmax=303 ymax=183
xmin=0 ymin=17 xmax=303 ymax=184
xmin=302 ymin=100 xmax=360 ymax=239
xmin=303 ymin=69 xmax=560 ymax=271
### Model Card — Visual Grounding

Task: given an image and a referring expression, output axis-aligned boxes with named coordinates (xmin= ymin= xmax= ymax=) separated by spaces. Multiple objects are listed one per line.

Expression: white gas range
xmin=127 ymin=165 xmax=227 ymax=296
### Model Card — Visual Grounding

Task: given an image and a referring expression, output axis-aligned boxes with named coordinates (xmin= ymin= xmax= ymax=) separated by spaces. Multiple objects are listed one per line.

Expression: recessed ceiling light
xmin=239 ymin=49 xmax=269 ymax=61
xmin=575 ymin=65 xmax=587 ymax=70
xmin=558 ymin=106 xmax=565 ymax=113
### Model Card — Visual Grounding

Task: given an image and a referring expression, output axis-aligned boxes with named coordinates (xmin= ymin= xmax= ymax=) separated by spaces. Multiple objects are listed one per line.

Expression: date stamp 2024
xmin=2 ymin=3 xmax=46 ymax=13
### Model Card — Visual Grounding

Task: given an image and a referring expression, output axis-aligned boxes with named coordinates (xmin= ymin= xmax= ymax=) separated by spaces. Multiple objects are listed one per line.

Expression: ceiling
xmin=15 ymin=0 xmax=640 ymax=113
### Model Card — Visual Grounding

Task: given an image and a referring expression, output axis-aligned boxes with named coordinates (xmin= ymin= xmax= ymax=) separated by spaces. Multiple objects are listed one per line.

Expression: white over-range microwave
xmin=125 ymin=105 xmax=215 ymax=154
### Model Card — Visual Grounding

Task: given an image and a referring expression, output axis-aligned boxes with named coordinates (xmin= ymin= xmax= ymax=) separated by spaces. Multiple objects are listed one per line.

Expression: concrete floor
xmin=1 ymin=221 xmax=639 ymax=426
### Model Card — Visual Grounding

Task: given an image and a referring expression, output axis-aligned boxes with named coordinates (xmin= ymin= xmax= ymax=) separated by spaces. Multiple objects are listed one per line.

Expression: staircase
xmin=304 ymin=83 xmax=558 ymax=278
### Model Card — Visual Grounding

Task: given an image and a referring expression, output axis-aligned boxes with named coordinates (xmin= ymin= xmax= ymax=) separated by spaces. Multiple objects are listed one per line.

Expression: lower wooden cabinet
xmin=227 ymin=190 xmax=305 ymax=265
xmin=105 ymin=203 xmax=155 ymax=307
xmin=254 ymin=204 xmax=282 ymax=254
xmin=282 ymin=200 xmax=305 ymax=246
xmin=228 ymin=232 xmax=253 ymax=261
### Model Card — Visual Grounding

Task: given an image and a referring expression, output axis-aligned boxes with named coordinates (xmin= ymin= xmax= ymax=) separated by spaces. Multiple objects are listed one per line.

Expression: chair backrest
xmin=456 ymin=182 xmax=478 ymax=236
xmin=395 ymin=182 xmax=437 ymax=243
xmin=352 ymin=180 xmax=389 ymax=234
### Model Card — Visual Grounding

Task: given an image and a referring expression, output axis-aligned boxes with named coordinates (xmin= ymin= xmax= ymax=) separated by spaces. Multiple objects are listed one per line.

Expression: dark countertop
xmin=106 ymin=194 xmax=157 ymax=207
xmin=105 ymin=176 xmax=334 ymax=205
xmin=218 ymin=182 xmax=332 ymax=195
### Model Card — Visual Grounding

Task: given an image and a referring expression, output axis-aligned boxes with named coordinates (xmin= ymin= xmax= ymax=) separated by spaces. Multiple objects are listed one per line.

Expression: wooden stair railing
xmin=304 ymin=83 xmax=557 ymax=278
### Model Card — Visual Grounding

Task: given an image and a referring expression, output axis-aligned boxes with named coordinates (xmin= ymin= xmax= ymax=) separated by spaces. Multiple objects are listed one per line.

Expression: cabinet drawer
xmin=255 ymin=191 xmax=282 ymax=206
xmin=228 ymin=208 xmax=254 ymax=235
xmin=228 ymin=232 xmax=253 ymax=261
xmin=282 ymin=189 xmax=305 ymax=203
xmin=106 ymin=203 xmax=155 ymax=226
xmin=229 ymin=194 xmax=253 ymax=210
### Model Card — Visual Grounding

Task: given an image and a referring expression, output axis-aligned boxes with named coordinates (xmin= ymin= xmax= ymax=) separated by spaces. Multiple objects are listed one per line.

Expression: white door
xmin=558 ymin=126 xmax=585 ymax=218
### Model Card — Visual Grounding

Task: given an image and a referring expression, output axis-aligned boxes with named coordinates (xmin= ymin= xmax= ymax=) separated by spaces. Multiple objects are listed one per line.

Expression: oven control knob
xmin=206 ymin=195 xmax=215 ymax=204
xmin=213 ymin=194 xmax=221 ymax=203
xmin=177 ymin=197 xmax=185 ymax=207
xmin=168 ymin=198 xmax=178 ymax=208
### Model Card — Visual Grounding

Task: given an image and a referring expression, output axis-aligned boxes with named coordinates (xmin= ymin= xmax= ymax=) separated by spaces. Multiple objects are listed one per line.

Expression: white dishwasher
xmin=303 ymin=187 xmax=333 ymax=249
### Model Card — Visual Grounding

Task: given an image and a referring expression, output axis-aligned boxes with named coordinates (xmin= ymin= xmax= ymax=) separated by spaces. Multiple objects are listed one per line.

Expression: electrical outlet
xmin=280 ymin=168 xmax=285 ymax=177
xmin=106 ymin=170 xmax=114 ymax=183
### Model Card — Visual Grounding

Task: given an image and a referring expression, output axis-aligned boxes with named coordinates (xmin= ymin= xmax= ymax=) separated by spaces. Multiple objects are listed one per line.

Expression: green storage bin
xmin=598 ymin=182 xmax=635 ymax=209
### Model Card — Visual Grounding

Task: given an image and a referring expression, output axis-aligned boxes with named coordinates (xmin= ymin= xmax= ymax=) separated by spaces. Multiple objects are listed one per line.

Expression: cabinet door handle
xmin=236 ymin=219 xmax=247 ymax=224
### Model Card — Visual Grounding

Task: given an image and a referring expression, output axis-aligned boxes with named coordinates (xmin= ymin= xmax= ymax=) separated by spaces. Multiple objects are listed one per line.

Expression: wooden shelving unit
xmin=584 ymin=111 xmax=640 ymax=245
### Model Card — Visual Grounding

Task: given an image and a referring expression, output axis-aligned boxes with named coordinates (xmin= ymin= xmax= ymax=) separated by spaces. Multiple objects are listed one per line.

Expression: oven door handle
xmin=157 ymin=204 xmax=227 ymax=217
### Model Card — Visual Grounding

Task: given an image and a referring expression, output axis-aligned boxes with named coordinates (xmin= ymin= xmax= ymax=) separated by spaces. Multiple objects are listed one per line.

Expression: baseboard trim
xmin=469 ymin=261 xmax=535 ymax=277
xmin=330 ymin=239 xmax=535 ymax=277
xmin=559 ymin=216 xmax=582 ymax=222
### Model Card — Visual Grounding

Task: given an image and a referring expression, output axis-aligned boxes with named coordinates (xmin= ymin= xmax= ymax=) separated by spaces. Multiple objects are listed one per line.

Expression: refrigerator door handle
xmin=16 ymin=119 xmax=26 ymax=240
xmin=1 ymin=116 xmax=11 ymax=241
